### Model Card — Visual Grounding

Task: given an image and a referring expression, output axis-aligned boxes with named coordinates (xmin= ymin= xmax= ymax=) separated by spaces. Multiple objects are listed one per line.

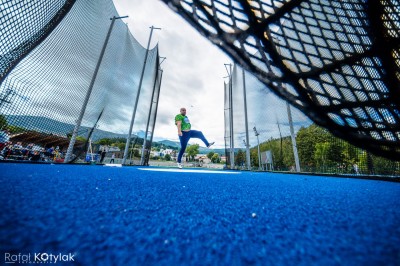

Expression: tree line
xmin=234 ymin=124 xmax=399 ymax=175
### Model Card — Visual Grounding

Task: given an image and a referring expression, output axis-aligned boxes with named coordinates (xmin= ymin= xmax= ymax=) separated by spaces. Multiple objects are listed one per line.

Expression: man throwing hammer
xmin=175 ymin=107 xmax=214 ymax=169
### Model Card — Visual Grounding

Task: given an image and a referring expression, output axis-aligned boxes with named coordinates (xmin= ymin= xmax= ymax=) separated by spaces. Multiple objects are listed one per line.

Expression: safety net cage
xmin=161 ymin=0 xmax=400 ymax=162
xmin=225 ymin=63 xmax=399 ymax=176
xmin=141 ymin=66 xmax=164 ymax=166
xmin=0 ymin=0 xmax=162 ymax=165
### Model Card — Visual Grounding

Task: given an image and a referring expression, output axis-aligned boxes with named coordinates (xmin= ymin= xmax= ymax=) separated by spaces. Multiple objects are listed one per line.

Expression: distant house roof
xmin=108 ymin=146 xmax=120 ymax=152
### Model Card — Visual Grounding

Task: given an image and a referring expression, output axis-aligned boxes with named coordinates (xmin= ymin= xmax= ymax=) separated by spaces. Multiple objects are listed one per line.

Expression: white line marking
xmin=138 ymin=168 xmax=240 ymax=174
xmin=103 ymin=164 xmax=123 ymax=167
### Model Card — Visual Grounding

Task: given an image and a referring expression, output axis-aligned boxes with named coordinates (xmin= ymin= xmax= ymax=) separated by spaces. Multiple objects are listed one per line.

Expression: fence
xmin=0 ymin=0 xmax=162 ymax=165
xmin=225 ymin=64 xmax=399 ymax=176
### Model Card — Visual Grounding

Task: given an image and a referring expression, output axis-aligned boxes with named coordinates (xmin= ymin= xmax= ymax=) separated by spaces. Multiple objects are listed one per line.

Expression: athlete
xmin=175 ymin=107 xmax=214 ymax=169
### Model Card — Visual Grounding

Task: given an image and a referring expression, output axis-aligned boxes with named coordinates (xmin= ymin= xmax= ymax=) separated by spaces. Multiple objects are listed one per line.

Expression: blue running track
xmin=1 ymin=163 xmax=399 ymax=265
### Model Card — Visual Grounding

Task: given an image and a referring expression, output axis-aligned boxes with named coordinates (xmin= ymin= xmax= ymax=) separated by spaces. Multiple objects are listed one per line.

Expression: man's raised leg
xmin=190 ymin=130 xmax=214 ymax=148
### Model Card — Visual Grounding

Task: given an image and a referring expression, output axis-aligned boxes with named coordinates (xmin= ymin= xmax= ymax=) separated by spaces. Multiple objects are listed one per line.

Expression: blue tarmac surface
xmin=1 ymin=163 xmax=400 ymax=265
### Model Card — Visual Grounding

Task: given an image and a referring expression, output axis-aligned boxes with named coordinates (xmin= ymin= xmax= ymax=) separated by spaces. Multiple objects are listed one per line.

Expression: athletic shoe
xmin=207 ymin=142 xmax=215 ymax=148
xmin=177 ymin=163 xmax=183 ymax=169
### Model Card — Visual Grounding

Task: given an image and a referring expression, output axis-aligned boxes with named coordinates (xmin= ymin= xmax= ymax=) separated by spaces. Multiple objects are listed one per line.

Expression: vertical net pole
xmin=287 ymin=102 xmax=301 ymax=172
xmin=228 ymin=64 xmax=235 ymax=169
xmin=242 ymin=69 xmax=251 ymax=170
xmin=65 ymin=16 xmax=118 ymax=163
xmin=146 ymin=69 xmax=163 ymax=166
xmin=140 ymin=62 xmax=159 ymax=165
xmin=122 ymin=26 xmax=160 ymax=165
xmin=224 ymin=81 xmax=230 ymax=168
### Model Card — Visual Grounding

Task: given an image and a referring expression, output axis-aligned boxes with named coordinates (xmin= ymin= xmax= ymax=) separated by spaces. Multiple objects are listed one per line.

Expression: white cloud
xmin=113 ymin=0 xmax=231 ymax=148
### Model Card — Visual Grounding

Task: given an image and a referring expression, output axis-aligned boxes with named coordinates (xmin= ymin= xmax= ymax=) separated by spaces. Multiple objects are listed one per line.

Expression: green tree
xmin=165 ymin=154 xmax=171 ymax=161
xmin=370 ymin=153 xmax=398 ymax=175
xmin=315 ymin=142 xmax=329 ymax=170
xmin=326 ymin=140 xmax=344 ymax=166
xmin=76 ymin=136 xmax=86 ymax=142
xmin=0 ymin=114 xmax=8 ymax=129
xmin=132 ymin=148 xmax=140 ymax=158
xmin=249 ymin=136 xmax=293 ymax=170
xmin=339 ymin=140 xmax=365 ymax=174
xmin=7 ymin=125 xmax=25 ymax=133
xmin=235 ymin=149 xmax=246 ymax=167
xmin=250 ymin=149 xmax=259 ymax=168
xmin=207 ymin=151 xmax=215 ymax=160
xmin=186 ymin=144 xmax=199 ymax=161
xmin=96 ymin=138 xmax=113 ymax=145
xmin=296 ymin=124 xmax=330 ymax=169
xmin=116 ymin=142 xmax=125 ymax=151
xmin=211 ymin=153 xmax=220 ymax=163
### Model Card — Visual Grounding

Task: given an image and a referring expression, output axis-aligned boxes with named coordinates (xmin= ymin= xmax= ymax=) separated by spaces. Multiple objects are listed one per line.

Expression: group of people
xmin=0 ymin=130 xmax=64 ymax=162
xmin=96 ymin=146 xmax=115 ymax=164
xmin=1 ymin=142 xmax=63 ymax=162
xmin=0 ymin=129 xmax=10 ymax=151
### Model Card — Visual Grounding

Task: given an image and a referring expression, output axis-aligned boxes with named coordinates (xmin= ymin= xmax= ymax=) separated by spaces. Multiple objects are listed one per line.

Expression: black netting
xmin=225 ymin=63 xmax=399 ymax=175
xmin=161 ymin=0 xmax=400 ymax=160
xmin=0 ymin=0 xmax=76 ymax=82
xmin=0 ymin=0 xmax=162 ymax=164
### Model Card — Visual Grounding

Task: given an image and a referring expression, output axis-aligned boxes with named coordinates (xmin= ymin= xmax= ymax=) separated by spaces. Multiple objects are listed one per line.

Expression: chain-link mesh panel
xmin=161 ymin=0 xmax=400 ymax=160
xmin=0 ymin=0 xmax=161 ymax=164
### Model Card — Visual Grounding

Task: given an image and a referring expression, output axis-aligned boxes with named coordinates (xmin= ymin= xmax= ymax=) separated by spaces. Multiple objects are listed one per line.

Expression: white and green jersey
xmin=175 ymin=114 xmax=191 ymax=131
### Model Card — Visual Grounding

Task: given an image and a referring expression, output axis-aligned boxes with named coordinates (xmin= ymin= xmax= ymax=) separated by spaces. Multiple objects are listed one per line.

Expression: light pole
xmin=253 ymin=126 xmax=261 ymax=170
xmin=122 ymin=26 xmax=161 ymax=165
xmin=65 ymin=15 xmax=128 ymax=163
